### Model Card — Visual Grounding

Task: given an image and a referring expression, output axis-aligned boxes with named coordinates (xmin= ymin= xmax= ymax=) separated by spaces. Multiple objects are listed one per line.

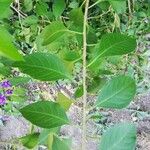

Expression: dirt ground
xmin=0 ymin=87 xmax=150 ymax=150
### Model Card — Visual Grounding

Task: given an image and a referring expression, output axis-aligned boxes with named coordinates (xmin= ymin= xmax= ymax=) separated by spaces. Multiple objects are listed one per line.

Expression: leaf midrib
xmin=22 ymin=110 xmax=68 ymax=124
xmin=20 ymin=63 xmax=70 ymax=79
xmin=44 ymin=29 xmax=68 ymax=44
xmin=88 ymin=38 xmax=130 ymax=67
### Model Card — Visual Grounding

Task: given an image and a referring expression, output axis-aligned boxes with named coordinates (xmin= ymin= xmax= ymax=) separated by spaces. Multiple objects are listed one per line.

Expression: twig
xmin=16 ymin=0 xmax=23 ymax=29
xmin=10 ymin=4 xmax=27 ymax=18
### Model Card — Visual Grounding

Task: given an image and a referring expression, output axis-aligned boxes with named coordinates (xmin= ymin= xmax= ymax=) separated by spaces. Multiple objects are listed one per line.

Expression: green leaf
xmin=0 ymin=0 xmax=12 ymax=19
xmin=74 ymin=85 xmax=83 ymax=98
xmin=69 ymin=8 xmax=84 ymax=32
xmin=39 ymin=128 xmax=58 ymax=145
xmin=42 ymin=21 xmax=68 ymax=46
xmin=0 ymin=26 xmax=24 ymax=61
xmin=11 ymin=87 xmax=27 ymax=102
xmin=23 ymin=15 xmax=38 ymax=26
xmin=20 ymin=101 xmax=69 ymax=129
xmin=99 ymin=123 xmax=137 ymax=150
xmin=52 ymin=136 xmax=71 ymax=150
xmin=13 ymin=53 xmax=71 ymax=81
xmin=56 ymin=93 xmax=74 ymax=111
xmin=20 ymin=133 xmax=40 ymax=149
xmin=53 ymin=0 xmax=66 ymax=18
xmin=87 ymin=77 xmax=106 ymax=94
xmin=109 ymin=0 xmax=126 ymax=14
xmin=0 ymin=62 xmax=11 ymax=76
xmin=35 ymin=1 xmax=49 ymax=16
xmin=63 ymin=51 xmax=81 ymax=62
xmin=88 ymin=33 xmax=136 ymax=67
xmin=23 ymin=0 xmax=33 ymax=12
xmin=9 ymin=77 xmax=31 ymax=86
xmin=96 ymin=76 xmax=136 ymax=109
xmin=69 ymin=8 xmax=83 ymax=46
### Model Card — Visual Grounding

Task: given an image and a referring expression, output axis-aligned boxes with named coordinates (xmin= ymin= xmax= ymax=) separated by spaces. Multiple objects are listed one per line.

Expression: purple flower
xmin=1 ymin=80 xmax=12 ymax=88
xmin=5 ymin=89 xmax=13 ymax=95
xmin=0 ymin=94 xmax=6 ymax=105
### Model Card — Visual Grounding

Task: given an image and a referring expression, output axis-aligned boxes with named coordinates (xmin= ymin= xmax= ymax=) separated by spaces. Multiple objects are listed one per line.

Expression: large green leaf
xmin=20 ymin=133 xmax=40 ymax=149
xmin=13 ymin=53 xmax=71 ymax=81
xmin=88 ymin=33 xmax=136 ymax=67
xmin=42 ymin=21 xmax=68 ymax=46
xmin=0 ymin=0 xmax=12 ymax=19
xmin=52 ymin=136 xmax=71 ymax=150
xmin=53 ymin=0 xmax=66 ymax=18
xmin=20 ymin=101 xmax=69 ymax=129
xmin=0 ymin=26 xmax=24 ymax=61
xmin=96 ymin=76 xmax=136 ymax=109
xmin=99 ymin=123 xmax=137 ymax=150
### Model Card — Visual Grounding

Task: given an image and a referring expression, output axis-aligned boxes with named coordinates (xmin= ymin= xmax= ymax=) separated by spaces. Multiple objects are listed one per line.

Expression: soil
xmin=0 ymin=90 xmax=150 ymax=150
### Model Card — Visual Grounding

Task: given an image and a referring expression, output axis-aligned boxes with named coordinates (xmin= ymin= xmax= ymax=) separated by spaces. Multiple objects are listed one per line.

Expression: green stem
xmin=68 ymin=30 xmax=83 ymax=35
xmin=82 ymin=0 xmax=89 ymax=150
xmin=88 ymin=0 xmax=102 ymax=9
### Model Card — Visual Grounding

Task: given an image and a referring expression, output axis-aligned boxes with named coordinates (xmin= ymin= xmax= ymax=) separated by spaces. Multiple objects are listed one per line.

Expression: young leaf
xmin=88 ymin=33 xmax=136 ymax=67
xmin=47 ymin=134 xmax=54 ymax=150
xmin=13 ymin=53 xmax=71 ymax=81
xmin=99 ymin=123 xmax=137 ymax=150
xmin=20 ymin=101 xmax=69 ymax=129
xmin=96 ymin=76 xmax=136 ymax=109
xmin=20 ymin=133 xmax=40 ymax=149
xmin=53 ymin=0 xmax=66 ymax=18
xmin=56 ymin=93 xmax=74 ymax=111
xmin=0 ymin=26 xmax=24 ymax=61
xmin=42 ymin=21 xmax=68 ymax=46
xmin=87 ymin=77 xmax=106 ymax=94
xmin=52 ymin=135 xmax=71 ymax=150
xmin=74 ymin=85 xmax=83 ymax=98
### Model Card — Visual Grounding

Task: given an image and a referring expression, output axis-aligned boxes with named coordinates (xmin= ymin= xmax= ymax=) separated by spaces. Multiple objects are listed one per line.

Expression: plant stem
xmin=16 ymin=0 xmax=23 ymax=29
xmin=128 ymin=0 xmax=132 ymax=21
xmin=82 ymin=0 xmax=89 ymax=150
xmin=88 ymin=0 xmax=102 ymax=9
